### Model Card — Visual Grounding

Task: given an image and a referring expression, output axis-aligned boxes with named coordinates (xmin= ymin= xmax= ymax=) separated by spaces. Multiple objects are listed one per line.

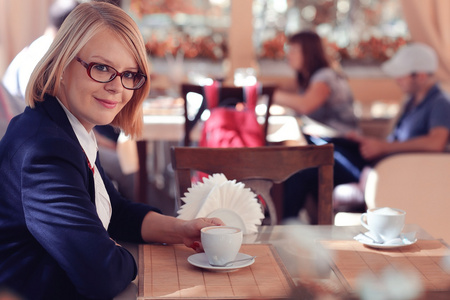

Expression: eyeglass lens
xmin=89 ymin=63 xmax=145 ymax=90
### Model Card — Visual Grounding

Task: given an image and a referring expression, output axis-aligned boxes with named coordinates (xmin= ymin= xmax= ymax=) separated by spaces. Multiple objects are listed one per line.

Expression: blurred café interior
xmin=1 ymin=0 xmax=450 ymax=241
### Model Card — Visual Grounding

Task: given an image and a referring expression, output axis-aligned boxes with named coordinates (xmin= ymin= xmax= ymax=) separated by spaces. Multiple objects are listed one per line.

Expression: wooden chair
xmin=181 ymin=83 xmax=276 ymax=146
xmin=134 ymin=83 xmax=277 ymax=203
xmin=171 ymin=144 xmax=334 ymax=225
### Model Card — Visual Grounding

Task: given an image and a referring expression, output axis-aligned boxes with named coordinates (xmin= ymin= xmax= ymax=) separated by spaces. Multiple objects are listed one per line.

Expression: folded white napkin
xmin=177 ymin=173 xmax=228 ymax=220
xmin=177 ymin=173 xmax=264 ymax=234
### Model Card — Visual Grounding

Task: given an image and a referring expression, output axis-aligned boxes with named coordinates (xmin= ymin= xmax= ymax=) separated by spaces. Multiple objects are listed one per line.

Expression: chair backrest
xmin=171 ymin=144 xmax=334 ymax=225
xmin=181 ymin=83 xmax=276 ymax=146
xmin=364 ymin=153 xmax=450 ymax=243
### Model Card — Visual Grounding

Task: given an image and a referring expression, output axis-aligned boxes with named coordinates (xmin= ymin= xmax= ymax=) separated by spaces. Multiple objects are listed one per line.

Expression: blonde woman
xmin=0 ymin=2 xmax=222 ymax=299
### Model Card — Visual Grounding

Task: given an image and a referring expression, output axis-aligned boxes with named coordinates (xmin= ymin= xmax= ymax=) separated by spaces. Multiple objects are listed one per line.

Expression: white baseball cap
xmin=381 ymin=43 xmax=438 ymax=77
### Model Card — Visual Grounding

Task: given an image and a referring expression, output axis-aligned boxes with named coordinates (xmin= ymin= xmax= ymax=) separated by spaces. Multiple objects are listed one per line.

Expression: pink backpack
xmin=199 ymin=81 xmax=265 ymax=148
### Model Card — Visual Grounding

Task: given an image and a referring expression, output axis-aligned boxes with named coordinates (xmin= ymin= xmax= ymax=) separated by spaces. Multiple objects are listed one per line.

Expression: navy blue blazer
xmin=0 ymin=95 xmax=158 ymax=299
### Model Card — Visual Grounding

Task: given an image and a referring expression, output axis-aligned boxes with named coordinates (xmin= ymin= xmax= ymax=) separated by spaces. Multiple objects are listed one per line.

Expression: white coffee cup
xmin=201 ymin=226 xmax=243 ymax=266
xmin=360 ymin=207 xmax=406 ymax=241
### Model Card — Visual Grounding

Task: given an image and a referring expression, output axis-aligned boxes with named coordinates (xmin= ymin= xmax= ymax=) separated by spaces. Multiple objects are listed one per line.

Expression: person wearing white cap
xmin=347 ymin=42 xmax=450 ymax=160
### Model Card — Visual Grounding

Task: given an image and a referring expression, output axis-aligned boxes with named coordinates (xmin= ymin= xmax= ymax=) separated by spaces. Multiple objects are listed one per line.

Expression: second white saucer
xmin=359 ymin=238 xmax=417 ymax=249
xmin=355 ymin=231 xmax=418 ymax=249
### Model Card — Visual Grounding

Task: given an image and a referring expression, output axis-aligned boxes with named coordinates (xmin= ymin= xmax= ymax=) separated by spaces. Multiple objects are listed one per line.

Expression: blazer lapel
xmin=39 ymin=94 xmax=79 ymax=143
xmin=38 ymin=94 xmax=96 ymax=203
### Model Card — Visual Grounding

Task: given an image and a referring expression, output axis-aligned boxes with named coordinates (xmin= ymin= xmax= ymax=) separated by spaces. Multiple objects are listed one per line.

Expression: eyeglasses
xmin=75 ymin=56 xmax=146 ymax=90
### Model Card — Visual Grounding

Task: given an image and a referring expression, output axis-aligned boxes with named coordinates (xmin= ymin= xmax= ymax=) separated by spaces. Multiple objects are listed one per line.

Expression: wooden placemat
xmin=320 ymin=240 xmax=450 ymax=294
xmin=137 ymin=244 xmax=295 ymax=299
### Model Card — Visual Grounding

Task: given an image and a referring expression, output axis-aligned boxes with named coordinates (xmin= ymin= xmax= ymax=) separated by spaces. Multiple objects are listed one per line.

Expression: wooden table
xmin=115 ymin=224 xmax=450 ymax=299
xmin=138 ymin=244 xmax=295 ymax=299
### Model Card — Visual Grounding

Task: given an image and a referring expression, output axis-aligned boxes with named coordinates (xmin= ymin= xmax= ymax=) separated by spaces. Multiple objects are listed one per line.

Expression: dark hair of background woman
xmin=288 ymin=31 xmax=330 ymax=89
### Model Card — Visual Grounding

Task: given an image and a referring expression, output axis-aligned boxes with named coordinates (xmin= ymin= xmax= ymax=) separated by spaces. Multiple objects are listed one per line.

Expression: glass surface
xmin=117 ymin=224 xmax=436 ymax=299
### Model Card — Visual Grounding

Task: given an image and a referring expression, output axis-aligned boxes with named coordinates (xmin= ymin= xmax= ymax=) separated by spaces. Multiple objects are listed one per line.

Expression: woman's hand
xmin=141 ymin=212 xmax=224 ymax=251
xmin=345 ymin=132 xmax=387 ymax=161
xmin=358 ymin=136 xmax=388 ymax=161
xmin=181 ymin=217 xmax=224 ymax=252
xmin=345 ymin=131 xmax=363 ymax=142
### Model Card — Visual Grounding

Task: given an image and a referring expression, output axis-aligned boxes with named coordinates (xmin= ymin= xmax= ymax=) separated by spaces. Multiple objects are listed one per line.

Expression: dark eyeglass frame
xmin=75 ymin=56 xmax=146 ymax=90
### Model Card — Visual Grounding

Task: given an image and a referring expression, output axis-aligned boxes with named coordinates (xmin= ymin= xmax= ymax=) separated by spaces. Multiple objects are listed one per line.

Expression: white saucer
xmin=355 ymin=232 xmax=418 ymax=249
xmin=187 ymin=252 xmax=255 ymax=272
xmin=359 ymin=238 xmax=417 ymax=249
xmin=206 ymin=209 xmax=246 ymax=234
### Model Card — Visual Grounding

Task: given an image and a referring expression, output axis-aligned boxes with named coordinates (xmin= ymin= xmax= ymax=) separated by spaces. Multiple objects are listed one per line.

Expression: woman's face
xmin=57 ymin=29 xmax=137 ymax=132
xmin=287 ymin=43 xmax=304 ymax=71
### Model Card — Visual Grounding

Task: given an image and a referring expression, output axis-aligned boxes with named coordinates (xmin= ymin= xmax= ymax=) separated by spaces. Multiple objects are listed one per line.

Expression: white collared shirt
xmin=57 ymin=98 xmax=112 ymax=230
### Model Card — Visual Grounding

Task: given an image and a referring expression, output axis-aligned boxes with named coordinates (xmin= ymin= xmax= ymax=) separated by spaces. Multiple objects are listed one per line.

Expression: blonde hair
xmin=26 ymin=1 xmax=150 ymax=138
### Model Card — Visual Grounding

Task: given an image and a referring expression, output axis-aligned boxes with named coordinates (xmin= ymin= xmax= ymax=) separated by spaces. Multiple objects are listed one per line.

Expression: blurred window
xmin=254 ymin=0 xmax=410 ymax=64
xmin=127 ymin=0 xmax=230 ymax=61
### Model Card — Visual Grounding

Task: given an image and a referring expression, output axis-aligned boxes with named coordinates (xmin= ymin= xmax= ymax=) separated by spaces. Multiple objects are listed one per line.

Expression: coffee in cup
xmin=201 ymin=226 xmax=243 ymax=266
xmin=360 ymin=207 xmax=406 ymax=242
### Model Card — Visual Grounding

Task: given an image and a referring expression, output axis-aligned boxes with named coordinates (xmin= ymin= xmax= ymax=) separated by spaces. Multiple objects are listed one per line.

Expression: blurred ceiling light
xmin=301 ymin=5 xmax=316 ymax=22
xmin=209 ymin=0 xmax=229 ymax=8
xmin=337 ymin=0 xmax=350 ymax=13
xmin=233 ymin=68 xmax=257 ymax=87
xmin=199 ymin=77 xmax=214 ymax=86
xmin=173 ymin=13 xmax=188 ymax=26
xmin=201 ymin=109 xmax=211 ymax=121
xmin=273 ymin=0 xmax=287 ymax=14
xmin=186 ymin=92 xmax=203 ymax=120
xmin=255 ymin=103 xmax=267 ymax=116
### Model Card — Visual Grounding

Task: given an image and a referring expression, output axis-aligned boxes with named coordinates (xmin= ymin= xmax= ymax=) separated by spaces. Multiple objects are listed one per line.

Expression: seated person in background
xmin=2 ymin=0 xmax=79 ymax=99
xmin=273 ymin=30 xmax=359 ymax=136
xmin=282 ymin=42 xmax=450 ymax=223
xmin=0 ymin=82 xmax=26 ymax=138
xmin=347 ymin=43 xmax=450 ymax=160
xmin=0 ymin=3 xmax=223 ymax=299
xmin=273 ymin=30 xmax=358 ymax=222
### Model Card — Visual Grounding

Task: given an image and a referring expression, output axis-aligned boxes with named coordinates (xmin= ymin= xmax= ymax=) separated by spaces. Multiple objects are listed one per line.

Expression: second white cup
xmin=201 ymin=226 xmax=243 ymax=266
xmin=361 ymin=207 xmax=406 ymax=241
